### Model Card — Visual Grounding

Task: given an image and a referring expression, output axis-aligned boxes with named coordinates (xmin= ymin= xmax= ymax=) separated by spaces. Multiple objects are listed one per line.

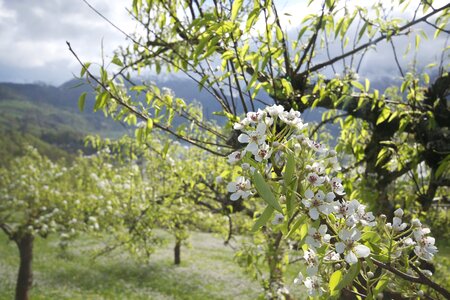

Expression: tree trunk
xmin=15 ymin=233 xmax=34 ymax=300
xmin=266 ymin=232 xmax=292 ymax=300
xmin=174 ymin=239 xmax=181 ymax=265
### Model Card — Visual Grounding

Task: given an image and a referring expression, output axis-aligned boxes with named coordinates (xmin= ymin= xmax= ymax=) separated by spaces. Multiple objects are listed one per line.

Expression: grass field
xmin=0 ymin=231 xmax=267 ymax=300
xmin=1 ymin=230 xmax=448 ymax=299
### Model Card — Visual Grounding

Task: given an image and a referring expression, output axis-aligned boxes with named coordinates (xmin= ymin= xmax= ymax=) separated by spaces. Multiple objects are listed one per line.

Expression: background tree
xmin=0 ymin=147 xmax=87 ymax=300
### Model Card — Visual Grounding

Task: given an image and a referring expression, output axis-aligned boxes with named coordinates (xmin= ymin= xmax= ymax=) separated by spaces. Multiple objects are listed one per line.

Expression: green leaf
xmin=252 ymin=206 xmax=274 ymax=232
xmin=435 ymin=154 xmax=450 ymax=178
xmin=146 ymin=118 xmax=153 ymax=131
xmin=336 ymin=262 xmax=360 ymax=290
xmin=376 ymin=107 xmax=391 ymax=125
xmin=361 ymin=231 xmax=381 ymax=243
xmin=376 ymin=148 xmax=388 ymax=166
xmin=299 ymin=223 xmax=308 ymax=240
xmin=329 ymin=270 xmax=343 ymax=294
xmin=285 ymin=214 xmax=307 ymax=239
xmin=78 ymin=92 xmax=87 ymax=112
xmin=351 ymin=81 xmax=365 ymax=91
xmin=80 ymin=62 xmax=91 ymax=77
xmin=358 ymin=22 xmax=368 ymax=42
xmin=283 ymin=152 xmax=296 ymax=216
xmin=253 ymin=171 xmax=283 ymax=212
xmin=231 ymin=0 xmax=243 ymax=22
xmin=162 ymin=141 xmax=170 ymax=158
xmin=365 ymin=79 xmax=370 ymax=92
xmin=111 ymin=55 xmax=124 ymax=67
xmin=276 ymin=26 xmax=283 ymax=42
xmin=373 ymin=274 xmax=389 ymax=295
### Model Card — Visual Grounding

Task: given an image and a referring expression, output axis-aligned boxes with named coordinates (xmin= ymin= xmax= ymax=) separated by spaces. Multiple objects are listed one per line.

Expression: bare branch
xmin=300 ymin=3 xmax=450 ymax=76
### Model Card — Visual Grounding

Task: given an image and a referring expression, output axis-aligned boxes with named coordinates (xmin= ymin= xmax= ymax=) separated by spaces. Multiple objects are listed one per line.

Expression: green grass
xmin=0 ymin=231 xmax=264 ymax=300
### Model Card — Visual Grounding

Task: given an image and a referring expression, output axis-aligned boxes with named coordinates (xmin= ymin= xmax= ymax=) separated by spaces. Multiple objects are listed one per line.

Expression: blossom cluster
xmin=226 ymin=105 xmax=439 ymax=298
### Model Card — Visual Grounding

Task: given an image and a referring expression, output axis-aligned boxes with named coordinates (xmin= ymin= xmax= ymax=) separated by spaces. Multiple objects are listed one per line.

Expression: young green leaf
xmin=78 ymin=92 xmax=87 ymax=112
xmin=336 ymin=262 xmax=360 ymax=290
xmin=252 ymin=206 xmax=274 ymax=232
xmin=253 ymin=171 xmax=283 ymax=212
xmin=231 ymin=0 xmax=243 ymax=22
xmin=329 ymin=270 xmax=343 ymax=293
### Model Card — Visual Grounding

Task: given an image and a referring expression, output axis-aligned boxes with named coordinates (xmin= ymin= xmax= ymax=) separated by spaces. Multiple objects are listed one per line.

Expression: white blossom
xmin=227 ymin=150 xmax=245 ymax=164
xmin=237 ymin=122 xmax=267 ymax=154
xmin=265 ymin=104 xmax=284 ymax=117
xmin=293 ymin=272 xmax=304 ymax=285
xmin=255 ymin=143 xmax=272 ymax=162
xmin=302 ymin=189 xmax=333 ymax=220
xmin=335 ymin=228 xmax=371 ymax=264
xmin=324 ymin=250 xmax=340 ymax=261
xmin=304 ymin=275 xmax=325 ymax=297
xmin=413 ymin=227 xmax=438 ymax=261
xmin=330 ymin=177 xmax=345 ymax=195
xmin=392 ymin=217 xmax=407 ymax=232
xmin=303 ymin=249 xmax=319 ymax=275
xmin=305 ymin=224 xmax=331 ymax=249
xmin=306 ymin=172 xmax=325 ymax=187
xmin=246 ymin=109 xmax=266 ymax=124
xmin=306 ymin=139 xmax=328 ymax=154
xmin=227 ymin=176 xmax=252 ymax=201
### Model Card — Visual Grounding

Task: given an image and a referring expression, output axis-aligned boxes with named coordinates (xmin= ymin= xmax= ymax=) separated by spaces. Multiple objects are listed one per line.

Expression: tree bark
xmin=174 ymin=239 xmax=181 ymax=265
xmin=15 ymin=233 xmax=34 ymax=300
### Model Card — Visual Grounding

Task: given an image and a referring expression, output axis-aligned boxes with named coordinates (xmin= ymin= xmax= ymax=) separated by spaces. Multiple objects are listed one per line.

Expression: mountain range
xmin=0 ymin=77 xmax=329 ymax=164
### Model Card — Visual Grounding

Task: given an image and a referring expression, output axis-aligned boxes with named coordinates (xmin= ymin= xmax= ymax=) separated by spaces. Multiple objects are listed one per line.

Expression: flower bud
xmin=215 ymin=176 xmax=223 ymax=184
xmin=394 ymin=208 xmax=404 ymax=217
xmin=417 ymin=290 xmax=424 ymax=296
xmin=335 ymin=263 xmax=342 ymax=270
xmin=376 ymin=293 xmax=384 ymax=299
xmin=279 ymin=195 xmax=286 ymax=203
xmin=422 ymin=270 xmax=432 ymax=277
xmin=412 ymin=218 xmax=422 ymax=227
xmin=367 ymin=271 xmax=374 ymax=279
xmin=273 ymin=141 xmax=280 ymax=147
xmin=241 ymin=163 xmax=250 ymax=170
xmin=380 ymin=214 xmax=386 ymax=221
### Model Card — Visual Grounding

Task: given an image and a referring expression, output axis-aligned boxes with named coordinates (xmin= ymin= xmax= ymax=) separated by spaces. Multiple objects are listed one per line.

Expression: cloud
xmin=0 ymin=0 xmax=447 ymax=86
xmin=0 ymin=0 xmax=133 ymax=84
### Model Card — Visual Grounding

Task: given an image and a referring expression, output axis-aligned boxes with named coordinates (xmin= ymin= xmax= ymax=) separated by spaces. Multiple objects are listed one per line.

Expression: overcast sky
xmin=0 ymin=0 xmax=134 ymax=85
xmin=0 ymin=0 xmax=447 ymax=86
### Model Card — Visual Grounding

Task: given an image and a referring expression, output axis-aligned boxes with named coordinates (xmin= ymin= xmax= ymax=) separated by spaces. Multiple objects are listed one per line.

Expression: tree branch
xmin=300 ymin=3 xmax=450 ymax=76
xmin=371 ymin=258 xmax=450 ymax=298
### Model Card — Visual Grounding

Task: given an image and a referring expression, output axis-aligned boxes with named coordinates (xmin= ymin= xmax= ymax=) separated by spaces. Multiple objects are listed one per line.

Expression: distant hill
xmin=0 ymin=77 xmax=330 ymax=164
xmin=0 ymin=81 xmax=126 ymax=163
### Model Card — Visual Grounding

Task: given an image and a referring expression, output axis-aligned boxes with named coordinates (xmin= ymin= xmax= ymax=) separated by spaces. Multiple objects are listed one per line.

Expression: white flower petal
xmin=230 ymin=192 xmax=240 ymax=201
xmin=335 ymin=242 xmax=345 ymax=254
xmin=354 ymin=245 xmax=371 ymax=258
xmin=309 ymin=208 xmax=319 ymax=220
xmin=345 ymin=251 xmax=358 ymax=264
xmin=226 ymin=182 xmax=237 ymax=193
xmin=238 ymin=133 xmax=249 ymax=143
xmin=305 ymin=189 xmax=314 ymax=199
